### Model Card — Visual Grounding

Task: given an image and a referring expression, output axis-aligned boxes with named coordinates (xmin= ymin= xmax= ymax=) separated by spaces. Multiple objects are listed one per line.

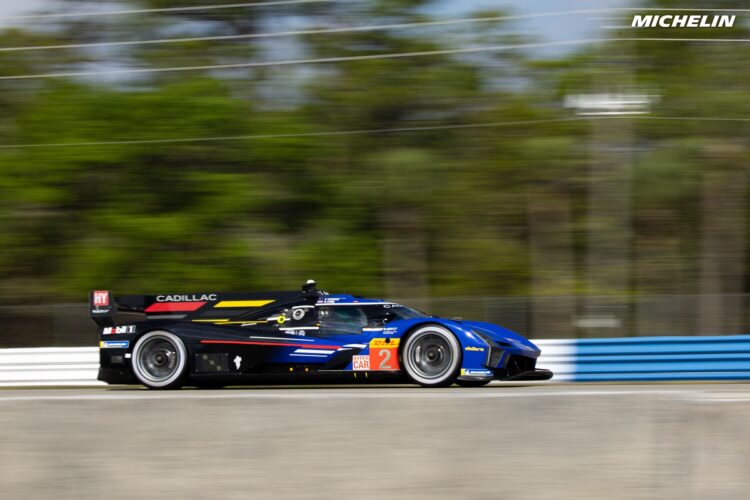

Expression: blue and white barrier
xmin=0 ymin=347 xmax=103 ymax=387
xmin=0 ymin=335 xmax=749 ymax=386
xmin=531 ymin=340 xmax=576 ymax=381
xmin=534 ymin=335 xmax=750 ymax=382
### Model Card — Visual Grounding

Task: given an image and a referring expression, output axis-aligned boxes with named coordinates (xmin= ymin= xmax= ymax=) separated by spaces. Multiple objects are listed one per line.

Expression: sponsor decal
xmin=370 ymin=348 xmax=399 ymax=370
xmin=316 ymin=297 xmax=342 ymax=304
xmin=352 ymin=355 xmax=370 ymax=371
xmin=100 ymin=340 xmax=129 ymax=349
xmin=369 ymin=338 xmax=399 ymax=349
xmin=460 ymin=368 xmax=493 ymax=377
xmin=156 ymin=294 xmax=217 ymax=302
xmin=465 ymin=346 xmax=485 ymax=352
xmin=234 ymin=355 xmax=242 ymax=370
xmin=102 ymin=325 xmax=136 ymax=335
xmin=292 ymin=308 xmax=306 ymax=320
xmin=383 ymin=327 xmax=398 ymax=335
xmin=283 ymin=330 xmax=306 ymax=337
xmin=631 ymin=14 xmax=735 ymax=29
xmin=369 ymin=338 xmax=400 ymax=371
xmin=93 ymin=291 xmax=109 ymax=307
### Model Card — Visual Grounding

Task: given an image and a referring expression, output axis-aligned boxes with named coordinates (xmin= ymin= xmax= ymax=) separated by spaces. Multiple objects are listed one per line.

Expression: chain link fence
xmin=0 ymin=294 xmax=747 ymax=348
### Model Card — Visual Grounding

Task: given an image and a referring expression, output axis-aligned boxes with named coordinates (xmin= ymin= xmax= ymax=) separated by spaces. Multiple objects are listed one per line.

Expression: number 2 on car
xmin=368 ymin=338 xmax=400 ymax=370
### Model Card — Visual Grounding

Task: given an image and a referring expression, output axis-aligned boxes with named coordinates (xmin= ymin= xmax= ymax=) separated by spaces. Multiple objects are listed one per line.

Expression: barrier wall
xmin=534 ymin=335 xmax=750 ymax=382
xmin=0 ymin=347 xmax=103 ymax=387
xmin=1 ymin=335 xmax=749 ymax=386
xmin=531 ymin=339 xmax=575 ymax=381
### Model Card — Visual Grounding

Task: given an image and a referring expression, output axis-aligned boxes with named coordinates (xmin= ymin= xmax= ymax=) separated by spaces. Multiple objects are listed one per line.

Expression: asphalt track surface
xmin=1 ymin=383 xmax=749 ymax=499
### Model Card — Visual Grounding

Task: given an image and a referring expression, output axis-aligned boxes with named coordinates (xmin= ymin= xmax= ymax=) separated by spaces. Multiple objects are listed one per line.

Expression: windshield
xmin=388 ymin=305 xmax=428 ymax=320
xmin=319 ymin=306 xmax=368 ymax=335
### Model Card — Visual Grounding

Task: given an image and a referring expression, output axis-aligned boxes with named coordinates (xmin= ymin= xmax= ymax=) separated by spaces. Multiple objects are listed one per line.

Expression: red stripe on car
xmin=145 ymin=301 xmax=206 ymax=313
xmin=200 ymin=340 xmax=340 ymax=349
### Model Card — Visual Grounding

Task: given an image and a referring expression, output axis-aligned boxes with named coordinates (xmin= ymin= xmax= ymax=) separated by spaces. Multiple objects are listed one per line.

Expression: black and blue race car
xmin=90 ymin=281 xmax=552 ymax=389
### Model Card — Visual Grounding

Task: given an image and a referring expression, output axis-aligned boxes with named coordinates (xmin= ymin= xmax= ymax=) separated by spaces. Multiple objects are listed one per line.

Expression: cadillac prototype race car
xmin=90 ymin=281 xmax=552 ymax=389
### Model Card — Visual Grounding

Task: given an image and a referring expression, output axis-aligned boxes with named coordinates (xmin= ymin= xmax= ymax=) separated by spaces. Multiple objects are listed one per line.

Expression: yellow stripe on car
xmin=215 ymin=300 xmax=275 ymax=308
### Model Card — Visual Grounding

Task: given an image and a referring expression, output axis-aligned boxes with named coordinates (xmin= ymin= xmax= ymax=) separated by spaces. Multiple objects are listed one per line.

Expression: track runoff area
xmin=0 ymin=382 xmax=750 ymax=402
xmin=0 ymin=384 xmax=748 ymax=499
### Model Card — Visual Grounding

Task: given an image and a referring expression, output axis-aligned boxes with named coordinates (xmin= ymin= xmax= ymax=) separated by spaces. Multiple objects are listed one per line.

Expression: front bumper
xmin=501 ymin=368 xmax=553 ymax=381
xmin=457 ymin=365 xmax=554 ymax=383
xmin=459 ymin=337 xmax=554 ymax=382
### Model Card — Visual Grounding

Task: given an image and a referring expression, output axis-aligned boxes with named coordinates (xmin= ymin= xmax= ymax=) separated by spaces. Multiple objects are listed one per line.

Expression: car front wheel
xmin=131 ymin=330 xmax=187 ymax=389
xmin=402 ymin=325 xmax=461 ymax=387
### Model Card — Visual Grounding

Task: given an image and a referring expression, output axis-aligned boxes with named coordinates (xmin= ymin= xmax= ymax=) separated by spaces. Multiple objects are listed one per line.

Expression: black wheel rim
xmin=408 ymin=333 xmax=453 ymax=379
xmin=137 ymin=337 xmax=179 ymax=383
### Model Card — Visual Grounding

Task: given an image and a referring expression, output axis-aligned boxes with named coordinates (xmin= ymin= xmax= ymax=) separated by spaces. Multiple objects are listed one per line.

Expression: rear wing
xmin=90 ymin=290 xmax=116 ymax=328
xmin=89 ymin=281 xmax=323 ymax=328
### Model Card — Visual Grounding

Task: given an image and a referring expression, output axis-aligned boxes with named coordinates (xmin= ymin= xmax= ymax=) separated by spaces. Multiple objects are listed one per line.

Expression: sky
xmin=435 ymin=0 xmax=633 ymax=39
xmin=0 ymin=0 xmax=635 ymax=56
xmin=0 ymin=0 xmax=633 ymax=31
xmin=0 ymin=0 xmax=51 ymax=20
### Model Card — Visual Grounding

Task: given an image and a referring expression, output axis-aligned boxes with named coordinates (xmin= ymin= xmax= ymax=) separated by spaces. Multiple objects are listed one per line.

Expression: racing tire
xmin=131 ymin=330 xmax=187 ymax=389
xmin=456 ymin=379 xmax=492 ymax=388
xmin=402 ymin=325 xmax=462 ymax=388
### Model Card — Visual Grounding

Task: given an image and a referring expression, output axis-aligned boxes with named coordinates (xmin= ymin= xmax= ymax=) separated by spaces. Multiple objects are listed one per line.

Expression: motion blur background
xmin=0 ymin=0 xmax=748 ymax=346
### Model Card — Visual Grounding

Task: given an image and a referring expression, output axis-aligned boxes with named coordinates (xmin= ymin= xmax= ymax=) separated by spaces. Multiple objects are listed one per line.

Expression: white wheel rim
xmin=403 ymin=327 xmax=460 ymax=385
xmin=132 ymin=331 xmax=186 ymax=388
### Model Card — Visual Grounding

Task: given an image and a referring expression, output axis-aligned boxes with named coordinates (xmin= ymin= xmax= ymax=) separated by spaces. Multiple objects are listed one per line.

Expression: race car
xmin=90 ymin=280 xmax=552 ymax=389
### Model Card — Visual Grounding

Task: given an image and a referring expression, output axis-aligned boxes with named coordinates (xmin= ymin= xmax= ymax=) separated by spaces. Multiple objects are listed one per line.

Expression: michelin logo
xmin=632 ymin=14 xmax=735 ymax=28
xmin=460 ymin=368 xmax=493 ymax=377
xmin=100 ymin=340 xmax=129 ymax=349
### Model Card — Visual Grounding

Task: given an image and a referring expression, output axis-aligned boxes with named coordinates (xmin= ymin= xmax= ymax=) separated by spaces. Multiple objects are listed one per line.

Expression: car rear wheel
xmin=131 ymin=330 xmax=187 ymax=389
xmin=402 ymin=325 xmax=461 ymax=387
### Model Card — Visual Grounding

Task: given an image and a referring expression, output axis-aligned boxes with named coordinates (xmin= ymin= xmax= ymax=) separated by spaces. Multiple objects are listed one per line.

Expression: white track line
xmin=0 ymin=388 xmax=710 ymax=403
xmin=684 ymin=392 xmax=750 ymax=403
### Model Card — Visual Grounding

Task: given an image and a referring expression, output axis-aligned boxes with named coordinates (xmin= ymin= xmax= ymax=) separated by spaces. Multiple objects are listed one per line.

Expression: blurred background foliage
xmin=0 ymin=0 xmax=749 ymax=337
